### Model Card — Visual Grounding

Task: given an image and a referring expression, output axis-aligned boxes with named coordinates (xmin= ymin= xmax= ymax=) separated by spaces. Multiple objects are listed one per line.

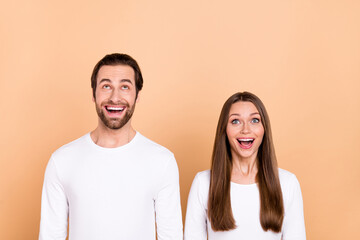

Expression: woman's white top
xmin=184 ymin=169 xmax=306 ymax=240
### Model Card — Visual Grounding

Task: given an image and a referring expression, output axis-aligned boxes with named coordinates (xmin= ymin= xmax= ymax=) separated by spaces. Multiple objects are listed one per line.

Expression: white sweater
xmin=184 ymin=169 xmax=306 ymax=240
xmin=39 ymin=132 xmax=183 ymax=240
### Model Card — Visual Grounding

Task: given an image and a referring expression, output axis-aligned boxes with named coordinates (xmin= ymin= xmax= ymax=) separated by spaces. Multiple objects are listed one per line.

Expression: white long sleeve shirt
xmin=39 ymin=132 xmax=183 ymax=240
xmin=184 ymin=169 xmax=306 ymax=240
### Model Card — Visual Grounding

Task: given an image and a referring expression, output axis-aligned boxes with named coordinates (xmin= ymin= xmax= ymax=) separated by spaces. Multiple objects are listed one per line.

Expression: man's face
xmin=93 ymin=65 xmax=138 ymax=130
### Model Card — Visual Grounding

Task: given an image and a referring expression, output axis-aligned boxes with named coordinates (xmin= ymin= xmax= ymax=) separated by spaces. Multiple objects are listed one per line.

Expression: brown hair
xmin=208 ymin=91 xmax=284 ymax=232
xmin=91 ymin=53 xmax=143 ymax=99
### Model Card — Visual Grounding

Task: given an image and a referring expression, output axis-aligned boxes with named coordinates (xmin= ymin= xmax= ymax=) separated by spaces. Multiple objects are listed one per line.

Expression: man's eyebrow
xmin=99 ymin=79 xmax=111 ymax=84
xmin=98 ymin=79 xmax=133 ymax=85
xmin=120 ymin=79 xmax=133 ymax=85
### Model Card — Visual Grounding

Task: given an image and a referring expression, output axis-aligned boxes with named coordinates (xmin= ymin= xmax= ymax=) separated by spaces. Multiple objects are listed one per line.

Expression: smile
xmin=105 ymin=106 xmax=125 ymax=114
xmin=237 ymin=138 xmax=254 ymax=149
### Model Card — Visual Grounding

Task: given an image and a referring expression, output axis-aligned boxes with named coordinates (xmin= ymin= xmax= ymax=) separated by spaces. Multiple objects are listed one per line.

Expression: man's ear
xmin=136 ymin=91 xmax=141 ymax=103
xmin=92 ymin=88 xmax=95 ymax=103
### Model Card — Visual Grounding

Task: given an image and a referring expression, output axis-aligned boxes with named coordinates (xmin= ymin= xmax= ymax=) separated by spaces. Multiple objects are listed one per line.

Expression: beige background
xmin=1 ymin=0 xmax=359 ymax=239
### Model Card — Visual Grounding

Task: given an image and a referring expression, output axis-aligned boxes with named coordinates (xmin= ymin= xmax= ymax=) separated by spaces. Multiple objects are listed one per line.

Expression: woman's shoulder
xmin=195 ymin=169 xmax=211 ymax=178
xmin=190 ymin=170 xmax=211 ymax=193
xmin=278 ymin=168 xmax=302 ymax=197
xmin=278 ymin=168 xmax=297 ymax=181
xmin=193 ymin=169 xmax=211 ymax=186
xmin=188 ymin=170 xmax=211 ymax=205
xmin=278 ymin=168 xmax=301 ymax=187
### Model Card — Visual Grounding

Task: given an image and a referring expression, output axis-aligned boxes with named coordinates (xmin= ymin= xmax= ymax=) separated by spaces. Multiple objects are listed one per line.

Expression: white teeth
xmin=107 ymin=106 xmax=124 ymax=111
xmin=238 ymin=139 xmax=254 ymax=142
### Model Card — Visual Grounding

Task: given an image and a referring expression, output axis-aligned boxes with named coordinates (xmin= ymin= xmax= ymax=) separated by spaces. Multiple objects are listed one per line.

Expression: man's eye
xmin=231 ymin=119 xmax=240 ymax=124
xmin=121 ymin=85 xmax=129 ymax=90
xmin=103 ymin=85 xmax=111 ymax=89
xmin=251 ymin=118 xmax=260 ymax=123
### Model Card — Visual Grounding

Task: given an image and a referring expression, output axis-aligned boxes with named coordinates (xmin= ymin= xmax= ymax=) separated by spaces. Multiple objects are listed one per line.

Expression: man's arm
xmin=39 ymin=157 xmax=68 ymax=240
xmin=154 ymin=155 xmax=183 ymax=240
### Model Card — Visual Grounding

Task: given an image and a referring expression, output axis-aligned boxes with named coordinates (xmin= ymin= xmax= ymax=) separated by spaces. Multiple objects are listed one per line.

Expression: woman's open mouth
xmin=237 ymin=138 xmax=254 ymax=149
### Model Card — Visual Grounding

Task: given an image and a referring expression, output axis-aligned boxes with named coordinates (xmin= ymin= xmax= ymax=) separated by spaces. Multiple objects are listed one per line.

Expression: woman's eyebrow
xmin=229 ymin=112 xmax=259 ymax=117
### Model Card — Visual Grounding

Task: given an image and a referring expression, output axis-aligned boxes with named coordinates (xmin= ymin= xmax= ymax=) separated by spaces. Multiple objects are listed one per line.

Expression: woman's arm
xmin=282 ymin=174 xmax=306 ymax=240
xmin=184 ymin=172 xmax=209 ymax=240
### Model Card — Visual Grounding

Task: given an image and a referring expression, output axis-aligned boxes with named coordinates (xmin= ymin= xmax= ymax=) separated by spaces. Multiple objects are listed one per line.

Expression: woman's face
xmin=226 ymin=101 xmax=265 ymax=162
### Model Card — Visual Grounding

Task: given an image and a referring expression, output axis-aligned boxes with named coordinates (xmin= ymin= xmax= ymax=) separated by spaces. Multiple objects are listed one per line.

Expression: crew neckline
xmin=230 ymin=181 xmax=258 ymax=187
xmin=85 ymin=131 xmax=140 ymax=152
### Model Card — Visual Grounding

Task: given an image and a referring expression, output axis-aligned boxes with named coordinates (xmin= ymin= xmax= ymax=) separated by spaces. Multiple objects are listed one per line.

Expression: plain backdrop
xmin=1 ymin=0 xmax=359 ymax=239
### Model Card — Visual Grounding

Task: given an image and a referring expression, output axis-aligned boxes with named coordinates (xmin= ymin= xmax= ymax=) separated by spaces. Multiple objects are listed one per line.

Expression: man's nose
xmin=109 ymin=88 xmax=122 ymax=103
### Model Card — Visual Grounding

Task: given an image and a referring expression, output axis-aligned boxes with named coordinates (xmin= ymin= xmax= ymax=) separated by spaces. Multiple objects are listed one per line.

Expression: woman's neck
xmin=231 ymin=156 xmax=258 ymax=184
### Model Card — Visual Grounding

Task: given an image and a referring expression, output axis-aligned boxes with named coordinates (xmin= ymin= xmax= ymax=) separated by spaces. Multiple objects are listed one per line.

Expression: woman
xmin=184 ymin=92 xmax=306 ymax=239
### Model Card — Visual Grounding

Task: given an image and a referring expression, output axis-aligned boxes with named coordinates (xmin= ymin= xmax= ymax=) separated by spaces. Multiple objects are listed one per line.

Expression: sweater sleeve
xmin=39 ymin=157 xmax=68 ymax=240
xmin=154 ymin=155 xmax=183 ymax=240
xmin=282 ymin=174 xmax=306 ymax=240
xmin=184 ymin=172 xmax=208 ymax=240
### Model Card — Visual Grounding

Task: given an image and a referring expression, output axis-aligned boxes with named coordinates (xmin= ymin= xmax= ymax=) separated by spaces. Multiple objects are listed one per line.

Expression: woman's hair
xmin=208 ymin=91 xmax=284 ymax=232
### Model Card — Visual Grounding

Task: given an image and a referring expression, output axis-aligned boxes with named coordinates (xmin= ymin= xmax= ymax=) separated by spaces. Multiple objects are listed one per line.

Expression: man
xmin=39 ymin=53 xmax=183 ymax=239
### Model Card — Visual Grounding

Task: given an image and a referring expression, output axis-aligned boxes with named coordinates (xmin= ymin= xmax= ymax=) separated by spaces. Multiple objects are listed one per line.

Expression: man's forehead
xmin=97 ymin=65 xmax=135 ymax=81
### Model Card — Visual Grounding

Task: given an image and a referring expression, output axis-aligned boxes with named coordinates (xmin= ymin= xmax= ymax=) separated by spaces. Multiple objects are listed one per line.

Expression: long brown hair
xmin=208 ymin=92 xmax=284 ymax=232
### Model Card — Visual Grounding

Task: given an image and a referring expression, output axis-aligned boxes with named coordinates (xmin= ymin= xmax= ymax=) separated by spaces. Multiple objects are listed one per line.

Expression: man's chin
xmin=103 ymin=119 xmax=124 ymax=130
xmin=96 ymin=105 xmax=135 ymax=130
xmin=101 ymin=114 xmax=133 ymax=130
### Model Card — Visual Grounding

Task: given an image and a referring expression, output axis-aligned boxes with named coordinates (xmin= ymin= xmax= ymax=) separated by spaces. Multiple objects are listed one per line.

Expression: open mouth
xmin=105 ymin=106 xmax=125 ymax=114
xmin=237 ymin=138 xmax=254 ymax=148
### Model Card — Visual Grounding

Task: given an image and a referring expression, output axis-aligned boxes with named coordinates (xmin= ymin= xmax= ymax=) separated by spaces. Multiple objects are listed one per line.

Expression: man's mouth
xmin=105 ymin=106 xmax=125 ymax=114
xmin=237 ymin=138 xmax=254 ymax=148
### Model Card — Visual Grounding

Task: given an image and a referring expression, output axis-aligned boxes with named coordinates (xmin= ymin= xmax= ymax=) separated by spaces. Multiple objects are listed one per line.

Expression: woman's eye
xmin=231 ymin=119 xmax=240 ymax=124
xmin=251 ymin=118 xmax=260 ymax=123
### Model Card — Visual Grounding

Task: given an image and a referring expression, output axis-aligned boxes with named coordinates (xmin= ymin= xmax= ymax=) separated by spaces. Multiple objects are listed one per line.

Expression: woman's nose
xmin=240 ymin=122 xmax=251 ymax=134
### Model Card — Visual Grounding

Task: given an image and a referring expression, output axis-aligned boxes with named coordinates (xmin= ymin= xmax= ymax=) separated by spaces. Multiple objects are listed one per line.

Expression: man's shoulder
xmin=136 ymin=132 xmax=174 ymax=157
xmin=51 ymin=133 xmax=89 ymax=159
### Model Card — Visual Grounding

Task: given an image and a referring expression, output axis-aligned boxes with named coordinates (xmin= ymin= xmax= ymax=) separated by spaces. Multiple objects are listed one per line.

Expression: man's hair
xmin=208 ymin=91 xmax=284 ymax=232
xmin=91 ymin=53 xmax=143 ymax=99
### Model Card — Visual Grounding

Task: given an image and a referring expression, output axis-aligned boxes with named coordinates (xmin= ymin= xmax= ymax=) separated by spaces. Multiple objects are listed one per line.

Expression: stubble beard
xmin=95 ymin=101 xmax=136 ymax=130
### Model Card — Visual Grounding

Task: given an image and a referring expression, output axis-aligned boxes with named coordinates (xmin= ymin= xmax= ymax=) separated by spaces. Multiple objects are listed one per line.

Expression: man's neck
xmin=90 ymin=123 xmax=136 ymax=148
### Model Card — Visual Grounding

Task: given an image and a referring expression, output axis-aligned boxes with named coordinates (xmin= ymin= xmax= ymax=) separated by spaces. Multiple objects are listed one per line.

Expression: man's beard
xmin=95 ymin=101 xmax=136 ymax=130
